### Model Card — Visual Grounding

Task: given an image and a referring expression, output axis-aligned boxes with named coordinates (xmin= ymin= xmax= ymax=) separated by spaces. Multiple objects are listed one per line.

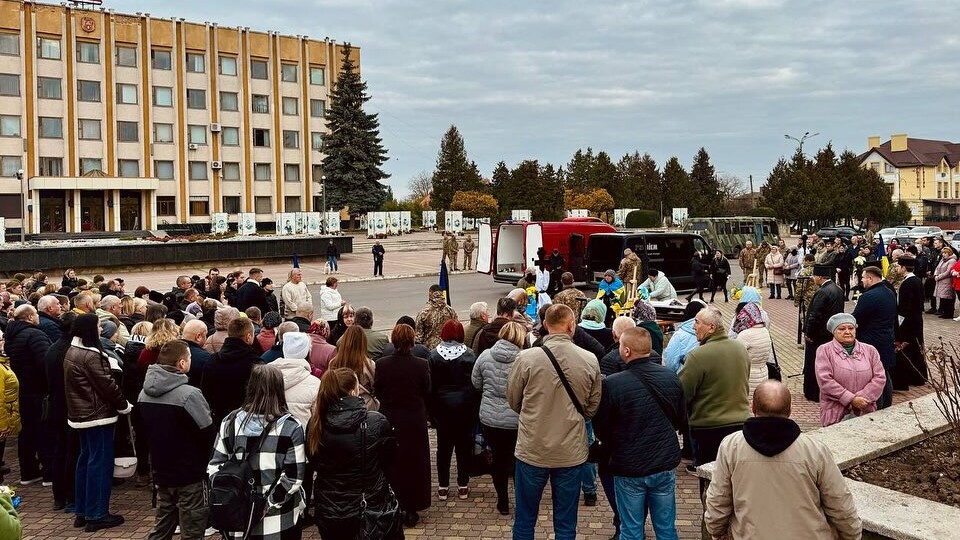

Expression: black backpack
xmin=209 ymin=411 xmax=283 ymax=538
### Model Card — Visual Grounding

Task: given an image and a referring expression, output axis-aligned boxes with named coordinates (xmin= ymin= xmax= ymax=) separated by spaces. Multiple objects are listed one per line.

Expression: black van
xmin=587 ymin=232 xmax=713 ymax=292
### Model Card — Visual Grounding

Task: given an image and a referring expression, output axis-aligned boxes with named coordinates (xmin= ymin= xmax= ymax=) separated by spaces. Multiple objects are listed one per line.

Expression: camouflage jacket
xmin=552 ymin=286 xmax=587 ymax=321
xmin=618 ymin=253 xmax=642 ymax=285
xmin=415 ymin=291 xmax=459 ymax=348
xmin=738 ymin=247 xmax=757 ymax=271
xmin=794 ymin=260 xmax=817 ymax=308
xmin=462 ymin=239 xmax=475 ymax=254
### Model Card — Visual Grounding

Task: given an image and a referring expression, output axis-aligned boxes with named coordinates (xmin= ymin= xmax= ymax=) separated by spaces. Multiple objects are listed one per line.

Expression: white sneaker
xmin=174 ymin=526 xmax=180 ymax=534
xmin=953 ymin=316 xmax=960 ymax=322
xmin=204 ymin=527 xmax=217 ymax=537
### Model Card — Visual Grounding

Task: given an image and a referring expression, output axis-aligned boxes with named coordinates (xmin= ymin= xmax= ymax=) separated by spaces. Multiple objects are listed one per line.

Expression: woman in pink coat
xmin=815 ymin=313 xmax=886 ymax=427
xmin=307 ymin=319 xmax=337 ymax=378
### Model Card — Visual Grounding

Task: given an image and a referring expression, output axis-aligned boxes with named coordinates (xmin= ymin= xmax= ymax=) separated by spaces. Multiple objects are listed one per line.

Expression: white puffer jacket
xmin=735 ymin=326 xmax=773 ymax=399
xmin=272 ymin=357 xmax=321 ymax=426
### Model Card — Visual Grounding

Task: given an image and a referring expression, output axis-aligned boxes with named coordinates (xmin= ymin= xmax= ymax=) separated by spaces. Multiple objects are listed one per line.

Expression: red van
xmin=477 ymin=218 xmax=617 ymax=284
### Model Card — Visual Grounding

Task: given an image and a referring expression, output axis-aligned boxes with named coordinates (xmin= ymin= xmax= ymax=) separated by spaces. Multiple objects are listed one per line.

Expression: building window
xmin=118 ymin=159 xmax=140 ymax=177
xmin=37 ymin=37 xmax=60 ymax=60
xmin=220 ymin=91 xmax=239 ymax=112
xmin=254 ymin=163 xmax=271 ymax=181
xmin=189 ymin=161 xmax=208 ymax=180
xmin=155 ymin=160 xmax=175 ymax=179
xmin=311 ymin=132 xmax=323 ymax=150
xmin=151 ymin=49 xmax=171 ymax=70
xmin=221 ymin=127 xmax=240 ymax=146
xmin=186 ymin=89 xmax=206 ymax=109
xmin=885 ymin=163 xmax=896 ymax=174
xmin=255 ymin=196 xmax=272 ymax=214
xmin=78 ymin=80 xmax=100 ymax=102
xmin=282 ymin=130 xmax=299 ymax=149
xmin=281 ymin=63 xmax=298 ymax=82
xmin=117 ymin=121 xmax=139 ymax=142
xmin=250 ymin=59 xmax=268 ymax=79
xmin=37 ymin=77 xmax=61 ymax=99
xmin=39 ymin=117 xmax=62 ymax=138
xmin=285 ymin=196 xmax=301 ymax=212
xmin=116 ymin=46 xmax=137 ymax=67
xmin=253 ymin=128 xmax=270 ymax=147
xmin=284 ymin=164 xmax=300 ymax=182
xmin=1 ymin=156 xmax=22 ymax=177
xmin=223 ymin=196 xmax=241 ymax=214
xmin=185 ymin=52 xmax=205 ymax=73
xmin=251 ymin=94 xmax=269 ymax=114
xmin=0 ymin=74 xmax=18 ymax=96
xmin=309 ymin=66 xmax=325 ymax=85
xmin=117 ymin=83 xmax=138 ymax=104
xmin=0 ymin=34 xmax=18 ymax=56
xmin=188 ymin=125 xmax=207 ymax=145
xmin=282 ymin=97 xmax=298 ymax=115
xmin=77 ymin=41 xmax=99 ymax=63
xmin=310 ymin=99 xmax=325 ymax=118
xmin=0 ymin=115 xmax=19 ymax=137
xmin=153 ymin=86 xmax=173 ymax=107
xmin=157 ymin=196 xmax=176 ymax=216
xmin=79 ymin=158 xmax=102 ymax=174
xmin=190 ymin=197 xmax=210 ymax=216
xmin=39 ymin=157 xmax=63 ymax=176
xmin=154 ymin=123 xmax=174 ymax=143
xmin=219 ymin=55 xmax=237 ymax=76
xmin=78 ymin=118 xmax=101 ymax=140
xmin=222 ymin=162 xmax=241 ymax=181
xmin=312 ymin=164 xmax=323 ymax=182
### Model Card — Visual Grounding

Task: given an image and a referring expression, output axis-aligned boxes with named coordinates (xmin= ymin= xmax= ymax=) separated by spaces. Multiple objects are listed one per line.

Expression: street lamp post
xmin=16 ymin=168 xmax=24 ymax=243
xmin=784 ymin=131 xmax=820 ymax=156
xmin=321 ymin=175 xmax=326 ymax=234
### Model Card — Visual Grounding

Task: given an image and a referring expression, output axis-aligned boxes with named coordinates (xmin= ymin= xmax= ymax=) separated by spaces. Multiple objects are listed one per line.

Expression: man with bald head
xmin=600 ymin=316 xmax=646 ymax=376
xmin=181 ymin=320 xmax=212 ymax=387
xmin=704 ymin=380 xmax=862 ymax=540
xmin=508 ymin=303 xmax=601 ymax=540
xmin=594 ymin=327 xmax=686 ymax=540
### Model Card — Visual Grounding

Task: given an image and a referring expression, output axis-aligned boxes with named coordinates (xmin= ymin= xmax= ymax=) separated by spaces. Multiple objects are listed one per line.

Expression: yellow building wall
xmin=249 ymin=32 xmax=270 ymax=57
xmin=0 ymin=1 xmax=20 ymax=31
xmin=34 ymin=5 xmax=61 ymax=35
xmin=114 ymin=17 xmax=140 ymax=44
xmin=151 ymin=20 xmax=174 ymax=48
xmin=307 ymin=41 xmax=327 ymax=65
xmin=279 ymin=36 xmax=299 ymax=61
xmin=183 ymin=22 xmax=206 ymax=50
xmin=218 ymin=27 xmax=239 ymax=54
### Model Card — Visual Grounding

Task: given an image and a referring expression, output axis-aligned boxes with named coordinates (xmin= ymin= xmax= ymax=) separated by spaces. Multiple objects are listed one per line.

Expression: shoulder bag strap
xmin=540 ymin=345 xmax=586 ymax=418
xmin=626 ymin=367 xmax=685 ymax=433
xmin=359 ymin=421 xmax=368 ymax=510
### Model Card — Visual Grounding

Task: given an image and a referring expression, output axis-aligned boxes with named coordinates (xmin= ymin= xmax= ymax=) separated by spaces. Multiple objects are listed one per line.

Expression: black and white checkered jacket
xmin=207 ymin=410 xmax=307 ymax=540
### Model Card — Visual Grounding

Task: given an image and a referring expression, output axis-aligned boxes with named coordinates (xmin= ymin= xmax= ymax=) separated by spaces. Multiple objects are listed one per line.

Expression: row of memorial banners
xmin=208 ymin=212 xmax=341 ymax=236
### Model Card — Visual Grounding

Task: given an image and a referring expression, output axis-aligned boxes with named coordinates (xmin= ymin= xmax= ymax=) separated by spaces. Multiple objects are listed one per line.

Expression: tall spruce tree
xmin=490 ymin=161 xmax=515 ymax=220
xmin=431 ymin=125 xmax=483 ymax=210
xmin=637 ymin=153 xmax=662 ymax=212
xmin=690 ymin=147 xmax=722 ymax=216
xmin=320 ymin=44 xmax=389 ymax=214
xmin=661 ymin=157 xmax=696 ymax=214
xmin=565 ymin=148 xmax=595 ymax=192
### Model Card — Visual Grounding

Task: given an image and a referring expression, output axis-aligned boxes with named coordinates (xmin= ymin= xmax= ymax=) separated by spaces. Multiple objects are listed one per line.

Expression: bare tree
xmin=407 ymin=171 xmax=432 ymax=203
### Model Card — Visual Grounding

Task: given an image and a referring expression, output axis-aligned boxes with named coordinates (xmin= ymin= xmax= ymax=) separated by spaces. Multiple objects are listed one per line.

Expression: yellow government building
xmin=0 ymin=0 xmax=354 ymax=234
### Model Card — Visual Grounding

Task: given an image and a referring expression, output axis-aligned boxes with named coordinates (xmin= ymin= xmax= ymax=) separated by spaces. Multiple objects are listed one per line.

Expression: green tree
xmin=661 ymin=157 xmax=697 ymax=213
xmin=491 ymin=161 xmax=518 ymax=221
xmin=320 ymin=44 xmax=389 ymax=214
xmin=565 ymin=148 xmax=595 ymax=192
xmin=690 ymin=147 xmax=723 ymax=216
xmin=590 ymin=151 xmax=617 ymax=195
xmin=430 ymin=125 xmax=484 ymax=210
xmin=535 ymin=163 xmax=565 ymax=221
xmin=637 ymin=153 xmax=662 ymax=212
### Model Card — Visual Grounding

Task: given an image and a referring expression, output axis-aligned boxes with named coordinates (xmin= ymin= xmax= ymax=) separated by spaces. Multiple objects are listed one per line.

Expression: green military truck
xmin=682 ymin=216 xmax=780 ymax=258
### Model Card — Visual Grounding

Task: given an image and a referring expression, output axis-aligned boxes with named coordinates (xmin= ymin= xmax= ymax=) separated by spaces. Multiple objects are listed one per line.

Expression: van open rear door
xmin=524 ymin=223 xmax=543 ymax=270
xmin=477 ymin=222 xmax=493 ymax=274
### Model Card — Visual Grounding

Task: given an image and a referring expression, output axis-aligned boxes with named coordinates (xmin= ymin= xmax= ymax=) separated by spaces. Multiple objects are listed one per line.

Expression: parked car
xmin=815 ymin=226 xmax=859 ymax=242
xmin=904 ymin=226 xmax=943 ymax=239
xmin=878 ymin=226 xmax=912 ymax=240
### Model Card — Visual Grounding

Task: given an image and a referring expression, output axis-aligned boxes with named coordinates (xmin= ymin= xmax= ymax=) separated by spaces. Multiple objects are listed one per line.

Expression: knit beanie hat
xmin=282 ymin=332 xmax=311 ymax=360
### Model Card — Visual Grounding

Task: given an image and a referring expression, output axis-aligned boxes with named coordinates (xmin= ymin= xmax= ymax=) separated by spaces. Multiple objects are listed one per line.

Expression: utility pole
xmin=749 ymin=174 xmax=755 ymax=208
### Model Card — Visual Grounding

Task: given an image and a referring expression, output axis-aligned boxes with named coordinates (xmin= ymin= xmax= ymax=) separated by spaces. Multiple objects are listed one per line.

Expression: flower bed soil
xmin=845 ymin=430 xmax=960 ymax=508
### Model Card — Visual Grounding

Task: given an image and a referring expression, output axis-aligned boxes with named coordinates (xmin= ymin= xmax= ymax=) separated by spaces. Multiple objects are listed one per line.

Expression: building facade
xmin=0 ymin=0 xmax=351 ymax=234
xmin=860 ymin=134 xmax=960 ymax=224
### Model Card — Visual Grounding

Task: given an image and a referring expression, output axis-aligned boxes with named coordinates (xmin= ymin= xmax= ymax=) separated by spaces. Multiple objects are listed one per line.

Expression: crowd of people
xmin=0 ymin=231 xmax=933 ymax=539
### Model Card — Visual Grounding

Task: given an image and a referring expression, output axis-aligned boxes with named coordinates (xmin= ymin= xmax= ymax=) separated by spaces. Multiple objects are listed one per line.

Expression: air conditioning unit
xmin=210 ymin=123 xmax=222 ymax=133
xmin=188 ymin=143 xmax=198 ymax=150
xmin=211 ymin=160 xmax=223 ymax=170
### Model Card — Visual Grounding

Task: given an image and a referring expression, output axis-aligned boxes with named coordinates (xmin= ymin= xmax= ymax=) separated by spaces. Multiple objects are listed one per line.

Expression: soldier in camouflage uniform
xmin=462 ymin=236 xmax=475 ymax=271
xmin=755 ymin=241 xmax=772 ymax=287
xmin=448 ymin=233 xmax=460 ymax=271
xmin=552 ymin=271 xmax=587 ymax=321
xmin=886 ymin=259 xmax=906 ymax=292
xmin=738 ymin=241 xmax=757 ymax=284
xmin=441 ymin=232 xmax=451 ymax=264
xmin=793 ymin=254 xmax=818 ymax=309
xmin=617 ymin=248 xmax=643 ymax=290
xmin=415 ymin=287 xmax=459 ymax=348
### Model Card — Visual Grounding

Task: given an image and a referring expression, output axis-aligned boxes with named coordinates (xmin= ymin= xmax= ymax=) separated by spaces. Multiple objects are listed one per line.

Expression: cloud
xmin=122 ymin=0 xmax=960 ymax=197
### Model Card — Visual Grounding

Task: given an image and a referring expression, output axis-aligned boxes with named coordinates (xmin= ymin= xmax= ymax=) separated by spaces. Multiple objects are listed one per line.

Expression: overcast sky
xmin=125 ymin=0 xmax=960 ymax=197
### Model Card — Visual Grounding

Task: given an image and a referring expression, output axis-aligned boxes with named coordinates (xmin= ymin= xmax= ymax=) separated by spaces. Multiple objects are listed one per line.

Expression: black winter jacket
xmin=310 ymin=396 xmax=397 ymax=536
xmin=235 ymin=281 xmax=269 ymax=313
xmin=852 ymin=282 xmax=897 ymax=369
xmin=5 ymin=319 xmax=52 ymax=395
xmin=427 ymin=348 xmax=479 ymax=423
xmin=593 ymin=358 xmax=687 ymax=478
xmin=43 ymin=334 xmax=72 ymax=425
xmin=38 ymin=312 xmax=63 ymax=342
xmin=201 ymin=337 xmax=261 ymax=427
xmin=804 ymin=280 xmax=845 ymax=344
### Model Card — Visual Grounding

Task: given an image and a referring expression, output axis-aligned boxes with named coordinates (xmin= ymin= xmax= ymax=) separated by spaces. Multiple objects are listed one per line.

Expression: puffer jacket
xmin=593 ymin=358 xmax=687 ymax=477
xmin=310 ymin=396 xmax=398 ymax=536
xmin=272 ymin=357 xmax=321 ymax=426
xmin=934 ymin=255 xmax=957 ymax=298
xmin=735 ymin=325 xmax=773 ymax=399
xmin=471 ymin=339 xmax=521 ymax=430
xmin=663 ymin=318 xmax=698 ymax=373
xmin=4 ymin=319 xmax=52 ymax=396
xmin=63 ymin=339 xmax=132 ymax=428
xmin=0 ymin=356 xmax=20 ymax=437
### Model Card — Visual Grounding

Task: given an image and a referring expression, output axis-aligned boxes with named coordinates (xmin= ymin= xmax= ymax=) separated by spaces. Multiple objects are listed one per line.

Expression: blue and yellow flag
xmin=439 ymin=259 xmax=452 ymax=305
xmin=876 ymin=234 xmax=889 ymax=277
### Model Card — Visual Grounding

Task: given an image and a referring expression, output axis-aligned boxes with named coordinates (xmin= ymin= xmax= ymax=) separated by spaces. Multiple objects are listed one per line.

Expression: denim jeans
xmin=327 ymin=255 xmax=338 ymax=271
xmin=76 ymin=424 xmax=116 ymax=521
xmin=513 ymin=459 xmax=581 ymax=540
xmin=615 ymin=471 xmax=679 ymax=540
xmin=581 ymin=421 xmax=597 ymax=495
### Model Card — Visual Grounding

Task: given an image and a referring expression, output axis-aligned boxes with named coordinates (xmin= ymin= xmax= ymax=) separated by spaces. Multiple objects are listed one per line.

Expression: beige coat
xmin=764 ymin=251 xmax=785 ymax=285
xmin=734 ymin=326 xmax=772 ymax=398
xmin=704 ymin=429 xmax=862 ymax=540
xmin=507 ymin=333 xmax=601 ymax=468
